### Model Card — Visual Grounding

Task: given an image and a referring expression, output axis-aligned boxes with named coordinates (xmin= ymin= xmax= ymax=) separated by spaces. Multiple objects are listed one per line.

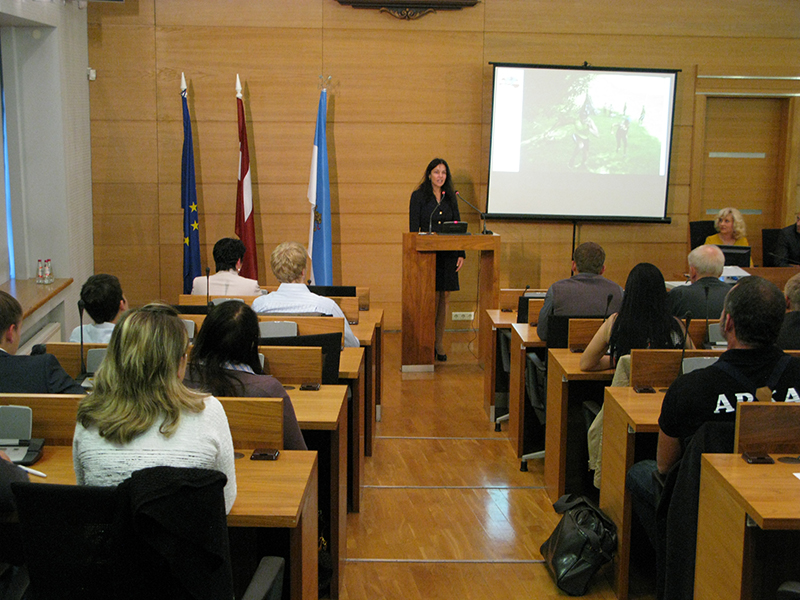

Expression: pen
xmin=18 ymin=465 xmax=47 ymax=478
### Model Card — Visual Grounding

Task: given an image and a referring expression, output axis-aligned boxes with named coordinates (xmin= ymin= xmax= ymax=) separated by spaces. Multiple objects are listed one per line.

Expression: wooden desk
xmin=33 ymin=447 xmax=319 ymax=600
xmin=291 ymin=386 xmax=348 ymax=599
xmin=600 ymin=386 xmax=663 ymax=600
xmin=508 ymin=323 xmax=545 ymax=456
xmin=339 ymin=346 xmax=365 ymax=512
xmin=544 ymin=348 xmax=615 ymax=501
xmin=350 ymin=308 xmax=383 ymax=455
xmin=695 ymin=454 xmax=800 ymax=600
xmin=1 ymin=278 xmax=73 ymax=320
xmin=484 ymin=309 xmax=517 ymax=420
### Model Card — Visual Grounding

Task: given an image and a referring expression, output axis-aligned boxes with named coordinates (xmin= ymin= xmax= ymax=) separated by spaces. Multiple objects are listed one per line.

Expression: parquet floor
xmin=339 ymin=331 xmax=646 ymax=600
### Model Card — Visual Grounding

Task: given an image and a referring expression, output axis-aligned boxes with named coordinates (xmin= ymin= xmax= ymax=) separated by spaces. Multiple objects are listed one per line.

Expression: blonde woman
xmin=73 ymin=303 xmax=236 ymax=513
xmin=704 ymin=207 xmax=749 ymax=247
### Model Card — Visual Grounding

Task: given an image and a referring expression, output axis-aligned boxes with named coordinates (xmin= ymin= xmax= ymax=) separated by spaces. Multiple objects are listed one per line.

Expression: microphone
xmin=78 ymin=299 xmax=86 ymax=376
xmin=455 ymin=191 xmax=493 ymax=235
xmin=680 ymin=310 xmax=692 ymax=371
xmin=768 ymin=251 xmax=800 ymax=266
xmin=427 ymin=191 xmax=444 ymax=234
xmin=206 ymin=267 xmax=211 ymax=310
xmin=603 ymin=293 xmax=614 ymax=320
xmin=703 ymin=284 xmax=710 ymax=347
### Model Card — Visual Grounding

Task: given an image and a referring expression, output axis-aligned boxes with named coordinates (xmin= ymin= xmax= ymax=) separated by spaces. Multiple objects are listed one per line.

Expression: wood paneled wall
xmin=87 ymin=0 xmax=800 ymax=329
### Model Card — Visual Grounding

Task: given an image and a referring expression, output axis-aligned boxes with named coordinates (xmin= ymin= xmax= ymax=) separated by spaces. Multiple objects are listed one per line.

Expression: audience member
xmin=668 ymin=245 xmax=730 ymax=320
xmin=581 ymin=263 xmax=691 ymax=487
xmin=626 ymin=276 xmax=800 ymax=546
xmin=191 ymin=237 xmax=261 ymax=296
xmin=777 ymin=272 xmax=800 ymax=350
xmin=773 ymin=212 xmax=800 ymax=267
xmin=73 ymin=303 xmax=237 ymax=513
xmin=184 ymin=300 xmax=307 ymax=450
xmin=0 ymin=291 xmax=84 ymax=394
xmin=704 ymin=206 xmax=749 ymax=247
xmin=536 ymin=242 xmax=623 ymax=341
xmin=252 ymin=241 xmax=359 ymax=348
xmin=69 ymin=274 xmax=127 ymax=343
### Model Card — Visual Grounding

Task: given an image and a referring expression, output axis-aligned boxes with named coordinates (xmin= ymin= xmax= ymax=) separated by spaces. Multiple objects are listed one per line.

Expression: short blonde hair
xmin=786 ymin=273 xmax=800 ymax=311
xmin=270 ymin=241 xmax=308 ymax=283
xmin=715 ymin=207 xmax=747 ymax=240
xmin=77 ymin=303 xmax=205 ymax=444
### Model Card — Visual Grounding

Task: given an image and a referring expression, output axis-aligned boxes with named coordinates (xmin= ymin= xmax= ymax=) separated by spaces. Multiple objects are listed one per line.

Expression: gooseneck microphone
xmin=206 ymin=267 xmax=211 ymax=310
xmin=427 ymin=191 xmax=444 ymax=234
xmin=455 ymin=190 xmax=493 ymax=235
xmin=703 ymin=284 xmax=710 ymax=347
xmin=78 ymin=299 xmax=86 ymax=376
xmin=680 ymin=310 xmax=693 ymax=370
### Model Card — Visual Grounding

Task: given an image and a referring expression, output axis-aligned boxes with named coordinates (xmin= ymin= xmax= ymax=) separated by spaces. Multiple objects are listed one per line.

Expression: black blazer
xmin=0 ymin=352 xmax=85 ymax=394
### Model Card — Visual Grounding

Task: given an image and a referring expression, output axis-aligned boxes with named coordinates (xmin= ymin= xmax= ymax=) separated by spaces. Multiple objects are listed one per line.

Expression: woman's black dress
xmin=409 ymin=189 xmax=465 ymax=292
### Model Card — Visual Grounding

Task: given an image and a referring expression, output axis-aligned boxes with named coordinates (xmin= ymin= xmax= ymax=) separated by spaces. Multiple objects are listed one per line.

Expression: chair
xmin=762 ymin=227 xmax=782 ymax=267
xmin=181 ymin=318 xmax=196 ymax=342
xmin=262 ymin=332 xmax=342 ymax=385
xmin=11 ymin=466 xmax=284 ymax=600
xmin=85 ymin=348 xmax=106 ymax=374
xmin=689 ymin=220 xmax=717 ymax=249
xmin=258 ymin=321 xmax=298 ymax=338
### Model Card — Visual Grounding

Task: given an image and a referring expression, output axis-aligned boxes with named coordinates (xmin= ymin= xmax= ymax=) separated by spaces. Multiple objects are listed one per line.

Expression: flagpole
xmin=235 ymin=74 xmax=259 ymax=280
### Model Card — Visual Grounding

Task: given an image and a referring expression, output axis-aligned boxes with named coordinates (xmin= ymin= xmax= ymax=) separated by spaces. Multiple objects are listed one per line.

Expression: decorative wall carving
xmin=335 ymin=0 xmax=479 ymax=20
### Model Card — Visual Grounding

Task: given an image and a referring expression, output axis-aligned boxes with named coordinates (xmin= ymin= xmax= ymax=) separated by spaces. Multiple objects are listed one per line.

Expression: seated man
xmin=0 ymin=291 xmax=84 ymax=393
xmin=536 ymin=242 xmax=623 ymax=341
xmin=69 ymin=274 xmax=128 ymax=343
xmin=668 ymin=244 xmax=730 ymax=320
xmin=773 ymin=212 xmax=800 ymax=267
xmin=252 ymin=241 xmax=359 ymax=348
xmin=777 ymin=272 xmax=800 ymax=350
xmin=191 ymin=237 xmax=261 ymax=296
xmin=627 ymin=276 xmax=800 ymax=547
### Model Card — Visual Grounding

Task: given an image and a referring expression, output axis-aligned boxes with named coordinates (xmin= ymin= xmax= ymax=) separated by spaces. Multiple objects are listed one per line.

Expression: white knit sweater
xmin=73 ymin=396 xmax=237 ymax=513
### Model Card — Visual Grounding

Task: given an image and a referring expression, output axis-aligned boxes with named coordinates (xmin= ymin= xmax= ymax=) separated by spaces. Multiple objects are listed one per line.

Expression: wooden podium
xmin=401 ymin=232 xmax=500 ymax=371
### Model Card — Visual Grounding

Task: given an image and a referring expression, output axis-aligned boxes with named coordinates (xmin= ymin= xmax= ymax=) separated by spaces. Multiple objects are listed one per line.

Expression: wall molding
xmin=335 ymin=0 xmax=479 ymax=20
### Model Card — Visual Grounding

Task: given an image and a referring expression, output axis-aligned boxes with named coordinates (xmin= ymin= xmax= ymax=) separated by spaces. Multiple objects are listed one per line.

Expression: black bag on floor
xmin=540 ymin=494 xmax=617 ymax=596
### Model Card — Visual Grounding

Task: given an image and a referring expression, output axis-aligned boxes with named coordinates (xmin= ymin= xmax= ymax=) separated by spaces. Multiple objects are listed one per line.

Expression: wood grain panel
xmin=157 ymin=120 xmax=314 ymax=185
xmin=94 ymin=214 xmax=160 ymax=247
xmin=87 ymin=24 xmax=157 ymax=121
xmin=91 ymin=120 xmax=158 ymax=184
xmin=324 ymin=29 xmax=483 ymax=124
xmin=93 ymin=183 xmax=159 ymax=214
xmin=155 ymin=0 xmax=321 ymax=28
xmin=87 ymin=0 xmax=155 ymax=26
xmin=0 ymin=394 xmax=82 ymax=446
xmin=323 ymin=0 xmax=484 ymax=31
xmin=95 ymin=244 xmax=161 ymax=308
xmin=735 ymin=403 xmax=800 ymax=455
xmin=216 ymin=397 xmax=284 ymax=450
xmin=483 ymin=0 xmax=800 ymax=38
xmin=158 ymin=183 xmax=309 ymax=215
xmin=155 ymin=27 xmax=321 ymax=122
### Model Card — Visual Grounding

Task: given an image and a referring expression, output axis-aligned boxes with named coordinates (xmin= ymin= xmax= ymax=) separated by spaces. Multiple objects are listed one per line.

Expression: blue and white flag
xmin=181 ymin=74 xmax=201 ymax=294
xmin=307 ymin=88 xmax=332 ymax=286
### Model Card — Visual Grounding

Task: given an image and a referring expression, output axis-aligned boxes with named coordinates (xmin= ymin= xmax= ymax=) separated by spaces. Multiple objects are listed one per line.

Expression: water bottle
xmin=36 ymin=259 xmax=43 ymax=284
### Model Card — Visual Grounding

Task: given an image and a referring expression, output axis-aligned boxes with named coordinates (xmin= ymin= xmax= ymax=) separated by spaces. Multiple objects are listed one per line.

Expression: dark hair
xmin=573 ymin=242 xmax=605 ymax=274
xmin=608 ymin=263 xmax=683 ymax=362
xmin=80 ymin=274 xmax=124 ymax=324
xmin=415 ymin=158 xmax=457 ymax=209
xmin=213 ymin=238 xmax=247 ymax=272
xmin=722 ymin=276 xmax=785 ymax=347
xmin=0 ymin=291 xmax=22 ymax=337
xmin=187 ymin=300 xmax=264 ymax=396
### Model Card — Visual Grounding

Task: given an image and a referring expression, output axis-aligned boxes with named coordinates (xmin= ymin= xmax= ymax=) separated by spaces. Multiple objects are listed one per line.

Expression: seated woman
xmin=73 ymin=303 xmax=237 ymax=513
xmin=184 ymin=300 xmax=307 ymax=451
xmin=704 ymin=206 xmax=749 ymax=248
xmin=580 ymin=263 xmax=692 ymax=488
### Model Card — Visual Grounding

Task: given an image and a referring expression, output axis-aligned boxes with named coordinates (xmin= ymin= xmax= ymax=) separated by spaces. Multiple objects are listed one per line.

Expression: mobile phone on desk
xmin=299 ymin=382 xmax=321 ymax=391
xmin=634 ymin=386 xmax=656 ymax=394
xmin=251 ymin=448 xmax=280 ymax=461
xmin=743 ymin=451 xmax=774 ymax=464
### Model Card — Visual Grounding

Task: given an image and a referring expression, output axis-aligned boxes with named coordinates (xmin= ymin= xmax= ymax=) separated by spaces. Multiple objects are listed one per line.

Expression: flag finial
xmin=181 ymin=72 xmax=187 ymax=93
xmin=236 ymin=74 xmax=242 ymax=99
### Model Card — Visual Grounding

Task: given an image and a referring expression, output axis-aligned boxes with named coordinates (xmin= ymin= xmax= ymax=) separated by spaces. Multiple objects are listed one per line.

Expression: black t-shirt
xmin=659 ymin=347 xmax=800 ymax=441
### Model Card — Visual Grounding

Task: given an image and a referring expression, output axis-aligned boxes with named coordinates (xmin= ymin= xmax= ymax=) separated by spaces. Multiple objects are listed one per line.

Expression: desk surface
xmin=604 ymin=386 xmax=663 ymax=433
xmin=350 ymin=309 xmax=382 ymax=346
xmin=32 ymin=446 xmax=317 ymax=529
xmin=702 ymin=453 xmax=800 ymax=530
xmin=291 ymin=386 xmax=348 ymax=430
xmin=1 ymin=278 xmax=73 ymax=319
xmin=339 ymin=347 xmax=365 ymax=380
xmin=547 ymin=348 xmax=616 ymax=380
xmin=487 ymin=309 xmax=518 ymax=329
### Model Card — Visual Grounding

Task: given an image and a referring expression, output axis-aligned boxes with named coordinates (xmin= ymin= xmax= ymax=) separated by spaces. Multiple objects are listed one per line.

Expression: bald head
xmin=688 ymin=245 xmax=725 ymax=281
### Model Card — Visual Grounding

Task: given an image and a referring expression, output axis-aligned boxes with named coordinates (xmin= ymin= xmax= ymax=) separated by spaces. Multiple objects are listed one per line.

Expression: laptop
xmin=0 ymin=405 xmax=44 ymax=465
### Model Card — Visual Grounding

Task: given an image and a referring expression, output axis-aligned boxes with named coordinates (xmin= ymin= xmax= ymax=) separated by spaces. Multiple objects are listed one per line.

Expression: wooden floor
xmin=339 ymin=331 xmax=649 ymax=600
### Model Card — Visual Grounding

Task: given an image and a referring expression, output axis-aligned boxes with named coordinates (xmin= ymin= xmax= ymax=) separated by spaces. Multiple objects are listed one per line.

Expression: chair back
xmin=499 ymin=288 xmax=527 ymax=311
xmin=179 ymin=294 xmax=259 ymax=306
xmin=45 ymin=343 xmax=109 ymax=379
xmin=261 ymin=332 xmax=342 ymax=385
xmin=0 ymin=394 xmax=82 ymax=445
xmin=686 ymin=319 xmax=720 ymax=348
xmin=689 ymin=220 xmax=717 ymax=249
xmin=567 ymin=318 xmax=604 ymax=352
xmin=211 ymin=297 xmax=244 ymax=306
xmin=762 ymin=228 xmax=783 ymax=267
xmin=217 ymin=397 xmax=284 ymax=449
xmin=259 ymin=321 xmax=298 ymax=338
xmin=257 ymin=315 xmax=345 ymax=339
xmin=86 ymin=348 xmax=107 ymax=374
xmin=328 ymin=296 xmax=359 ymax=324
xmin=734 ymin=402 xmax=800 ymax=455
xmin=12 ymin=467 xmax=235 ymax=600
xmin=629 ymin=349 xmax=723 ymax=390
xmin=257 ymin=345 xmax=323 ymax=384
xmin=181 ymin=319 xmax=196 ymax=342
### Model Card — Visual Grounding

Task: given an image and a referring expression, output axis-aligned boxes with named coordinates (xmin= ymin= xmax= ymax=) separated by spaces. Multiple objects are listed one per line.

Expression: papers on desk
xmin=794 ymin=473 xmax=800 ymax=481
xmin=722 ymin=266 xmax=751 ymax=283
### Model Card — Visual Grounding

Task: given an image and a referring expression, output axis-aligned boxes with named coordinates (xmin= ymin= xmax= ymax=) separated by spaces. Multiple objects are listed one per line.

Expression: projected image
xmin=520 ymin=71 xmax=669 ymax=175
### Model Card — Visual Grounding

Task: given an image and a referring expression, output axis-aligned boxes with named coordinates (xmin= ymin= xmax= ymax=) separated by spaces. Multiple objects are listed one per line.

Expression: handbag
xmin=540 ymin=494 xmax=617 ymax=596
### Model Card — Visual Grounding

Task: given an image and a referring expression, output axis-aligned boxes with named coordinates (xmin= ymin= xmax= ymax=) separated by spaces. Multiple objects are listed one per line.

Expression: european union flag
xmin=182 ymin=84 xmax=201 ymax=294
xmin=307 ymin=88 xmax=332 ymax=286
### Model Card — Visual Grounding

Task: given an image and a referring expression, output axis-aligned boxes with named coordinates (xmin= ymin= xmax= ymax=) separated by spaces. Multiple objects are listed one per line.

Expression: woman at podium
xmin=409 ymin=158 xmax=465 ymax=361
